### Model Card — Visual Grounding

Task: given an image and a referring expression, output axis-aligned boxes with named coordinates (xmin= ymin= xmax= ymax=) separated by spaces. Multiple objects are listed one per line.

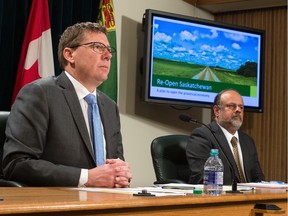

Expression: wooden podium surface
xmin=0 ymin=187 xmax=286 ymax=216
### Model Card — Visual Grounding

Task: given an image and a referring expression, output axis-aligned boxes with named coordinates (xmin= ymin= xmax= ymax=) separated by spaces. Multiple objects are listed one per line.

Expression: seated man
xmin=3 ymin=22 xmax=132 ymax=187
xmin=186 ymin=89 xmax=264 ymax=185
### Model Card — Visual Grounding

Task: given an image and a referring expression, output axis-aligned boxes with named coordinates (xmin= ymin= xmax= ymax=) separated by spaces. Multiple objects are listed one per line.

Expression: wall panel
xmin=215 ymin=7 xmax=287 ymax=181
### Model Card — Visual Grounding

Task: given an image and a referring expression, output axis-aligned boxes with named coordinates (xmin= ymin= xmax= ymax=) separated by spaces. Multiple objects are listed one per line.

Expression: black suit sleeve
xmin=240 ymin=133 xmax=265 ymax=182
xmin=3 ymin=82 xmax=83 ymax=186
xmin=186 ymin=126 xmax=213 ymax=184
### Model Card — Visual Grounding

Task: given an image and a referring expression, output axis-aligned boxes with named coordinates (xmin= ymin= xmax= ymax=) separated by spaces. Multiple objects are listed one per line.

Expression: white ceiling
xmin=184 ymin=0 xmax=287 ymax=13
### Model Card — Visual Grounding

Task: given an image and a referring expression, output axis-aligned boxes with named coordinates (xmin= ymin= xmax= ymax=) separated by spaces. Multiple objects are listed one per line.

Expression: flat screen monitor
xmin=142 ymin=9 xmax=265 ymax=112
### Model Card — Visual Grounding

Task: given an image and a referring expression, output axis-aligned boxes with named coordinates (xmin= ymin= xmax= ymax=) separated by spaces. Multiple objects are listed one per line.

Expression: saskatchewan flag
xmin=97 ymin=0 xmax=118 ymax=102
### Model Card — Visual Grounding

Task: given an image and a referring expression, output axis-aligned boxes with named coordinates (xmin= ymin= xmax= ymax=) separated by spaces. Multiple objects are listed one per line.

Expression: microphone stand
xmin=179 ymin=114 xmax=242 ymax=193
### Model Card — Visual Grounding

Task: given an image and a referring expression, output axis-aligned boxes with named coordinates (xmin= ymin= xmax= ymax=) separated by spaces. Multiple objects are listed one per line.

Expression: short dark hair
xmin=58 ymin=22 xmax=107 ymax=70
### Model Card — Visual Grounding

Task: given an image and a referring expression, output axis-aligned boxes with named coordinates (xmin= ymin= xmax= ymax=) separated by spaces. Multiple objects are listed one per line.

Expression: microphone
xmin=179 ymin=113 xmax=241 ymax=193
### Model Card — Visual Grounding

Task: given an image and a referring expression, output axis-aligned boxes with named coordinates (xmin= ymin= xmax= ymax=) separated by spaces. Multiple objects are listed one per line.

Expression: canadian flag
xmin=11 ymin=0 xmax=54 ymax=104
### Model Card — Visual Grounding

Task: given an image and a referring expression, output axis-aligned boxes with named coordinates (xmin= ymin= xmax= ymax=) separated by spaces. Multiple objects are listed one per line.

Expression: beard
xmin=231 ymin=117 xmax=242 ymax=130
xmin=218 ymin=113 xmax=243 ymax=131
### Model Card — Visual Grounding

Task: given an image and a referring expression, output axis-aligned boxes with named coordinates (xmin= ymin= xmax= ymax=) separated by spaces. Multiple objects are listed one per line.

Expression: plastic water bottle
xmin=203 ymin=149 xmax=224 ymax=195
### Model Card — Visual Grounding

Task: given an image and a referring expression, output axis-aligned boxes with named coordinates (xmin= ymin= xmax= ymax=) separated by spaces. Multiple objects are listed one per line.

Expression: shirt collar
xmin=65 ymin=71 xmax=97 ymax=99
xmin=217 ymin=122 xmax=239 ymax=142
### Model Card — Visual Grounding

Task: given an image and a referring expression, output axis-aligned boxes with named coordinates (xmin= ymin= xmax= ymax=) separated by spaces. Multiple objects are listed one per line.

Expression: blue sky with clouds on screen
xmin=152 ymin=17 xmax=261 ymax=71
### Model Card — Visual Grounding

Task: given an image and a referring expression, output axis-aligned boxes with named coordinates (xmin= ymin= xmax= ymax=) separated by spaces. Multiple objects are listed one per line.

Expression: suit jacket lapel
xmin=210 ymin=122 xmax=241 ymax=180
xmin=56 ymin=72 xmax=95 ymax=161
xmin=238 ymin=133 xmax=249 ymax=180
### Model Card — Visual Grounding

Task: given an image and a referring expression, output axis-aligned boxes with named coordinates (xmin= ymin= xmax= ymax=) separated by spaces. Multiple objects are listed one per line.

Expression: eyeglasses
xmin=219 ymin=103 xmax=244 ymax=111
xmin=70 ymin=41 xmax=116 ymax=54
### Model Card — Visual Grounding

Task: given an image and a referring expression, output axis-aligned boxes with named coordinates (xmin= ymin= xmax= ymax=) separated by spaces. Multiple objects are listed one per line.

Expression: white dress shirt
xmin=217 ymin=123 xmax=246 ymax=180
xmin=65 ymin=71 xmax=106 ymax=186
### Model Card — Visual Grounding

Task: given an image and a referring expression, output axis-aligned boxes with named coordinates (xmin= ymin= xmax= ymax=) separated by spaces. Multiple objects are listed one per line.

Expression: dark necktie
xmin=84 ymin=94 xmax=105 ymax=166
xmin=231 ymin=136 xmax=246 ymax=183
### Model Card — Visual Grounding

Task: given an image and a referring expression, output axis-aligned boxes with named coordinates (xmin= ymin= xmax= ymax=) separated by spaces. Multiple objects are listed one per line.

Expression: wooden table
xmin=0 ymin=187 xmax=286 ymax=216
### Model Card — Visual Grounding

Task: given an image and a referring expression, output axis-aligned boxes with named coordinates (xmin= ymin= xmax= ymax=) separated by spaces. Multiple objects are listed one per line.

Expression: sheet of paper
xmin=238 ymin=182 xmax=288 ymax=189
xmin=223 ymin=185 xmax=254 ymax=191
xmin=69 ymin=183 xmax=255 ymax=197
xmin=155 ymin=183 xmax=254 ymax=191
xmin=155 ymin=183 xmax=198 ymax=190
xmin=70 ymin=187 xmax=188 ymax=197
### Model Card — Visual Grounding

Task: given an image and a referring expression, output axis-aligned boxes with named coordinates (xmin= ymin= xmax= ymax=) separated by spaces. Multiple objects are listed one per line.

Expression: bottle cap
xmin=210 ymin=149 xmax=219 ymax=156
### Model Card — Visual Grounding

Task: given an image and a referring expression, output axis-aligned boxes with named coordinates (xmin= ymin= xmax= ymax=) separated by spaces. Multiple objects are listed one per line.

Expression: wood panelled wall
xmin=215 ymin=7 xmax=287 ymax=182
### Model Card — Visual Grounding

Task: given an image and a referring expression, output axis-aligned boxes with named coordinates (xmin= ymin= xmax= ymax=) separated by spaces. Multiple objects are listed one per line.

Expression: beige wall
xmin=114 ymin=0 xmax=213 ymax=187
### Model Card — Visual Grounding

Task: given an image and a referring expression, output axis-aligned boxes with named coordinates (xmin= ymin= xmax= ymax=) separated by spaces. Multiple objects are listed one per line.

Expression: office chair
xmin=0 ymin=111 xmax=25 ymax=187
xmin=151 ymin=134 xmax=191 ymax=184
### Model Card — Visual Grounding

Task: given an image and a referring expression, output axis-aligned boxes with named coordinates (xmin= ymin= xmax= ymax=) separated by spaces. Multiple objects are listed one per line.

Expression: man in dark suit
xmin=3 ymin=22 xmax=132 ymax=187
xmin=186 ymin=89 xmax=264 ymax=185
